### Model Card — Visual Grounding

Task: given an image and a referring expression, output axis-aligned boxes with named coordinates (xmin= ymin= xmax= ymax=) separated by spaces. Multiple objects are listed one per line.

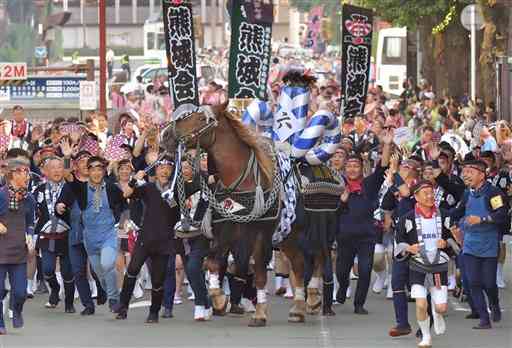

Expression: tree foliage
xmin=0 ymin=23 xmax=36 ymax=63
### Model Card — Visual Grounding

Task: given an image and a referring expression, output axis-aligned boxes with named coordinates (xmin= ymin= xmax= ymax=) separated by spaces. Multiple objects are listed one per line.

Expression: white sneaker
xmin=174 ymin=295 xmax=183 ymax=305
xmin=133 ymin=282 xmax=144 ymax=299
xmin=284 ymin=286 xmax=294 ymax=299
xmin=372 ymin=272 xmax=386 ymax=294
xmin=448 ymin=275 xmax=456 ymax=291
xmin=204 ymin=307 xmax=213 ymax=321
xmin=497 ymin=264 xmax=506 ymax=289
xmin=188 ymin=293 xmax=196 ymax=301
xmin=74 ymin=289 xmax=79 ymax=299
xmin=241 ymin=298 xmax=255 ymax=313
xmin=418 ymin=337 xmax=432 ymax=348
xmin=386 ymin=284 xmax=393 ymax=299
xmin=8 ymin=309 xmax=13 ymax=319
xmin=350 ymin=270 xmax=358 ymax=280
xmin=194 ymin=305 xmax=205 ymax=321
xmin=346 ymin=285 xmax=352 ymax=299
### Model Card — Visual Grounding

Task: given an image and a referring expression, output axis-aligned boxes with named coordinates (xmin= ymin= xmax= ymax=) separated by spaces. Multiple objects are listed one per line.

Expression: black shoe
xmin=109 ymin=299 xmax=122 ymax=313
xmin=465 ymin=312 xmax=480 ymax=319
xmin=322 ymin=306 xmax=336 ymax=316
xmin=354 ymin=306 xmax=368 ymax=315
xmin=48 ymin=290 xmax=60 ymax=307
xmin=115 ymin=306 xmax=128 ymax=320
xmin=229 ymin=304 xmax=245 ymax=315
xmin=473 ymin=322 xmax=492 ymax=330
xmin=161 ymin=308 xmax=173 ymax=318
xmin=12 ymin=311 xmax=23 ymax=329
xmin=415 ymin=328 xmax=422 ymax=339
xmin=145 ymin=312 xmax=159 ymax=323
xmin=26 ymin=293 xmax=34 ymax=299
xmin=97 ymin=291 xmax=107 ymax=306
xmin=65 ymin=305 xmax=76 ymax=314
xmin=335 ymin=289 xmax=346 ymax=305
xmin=491 ymin=306 xmax=502 ymax=322
xmin=80 ymin=307 xmax=95 ymax=316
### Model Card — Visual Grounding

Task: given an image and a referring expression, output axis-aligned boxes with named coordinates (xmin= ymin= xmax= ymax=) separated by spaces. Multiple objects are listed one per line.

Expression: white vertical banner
xmin=80 ymin=81 xmax=97 ymax=110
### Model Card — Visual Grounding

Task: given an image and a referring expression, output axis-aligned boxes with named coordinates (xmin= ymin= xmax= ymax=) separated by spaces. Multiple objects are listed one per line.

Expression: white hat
xmin=120 ymin=82 xmax=140 ymax=95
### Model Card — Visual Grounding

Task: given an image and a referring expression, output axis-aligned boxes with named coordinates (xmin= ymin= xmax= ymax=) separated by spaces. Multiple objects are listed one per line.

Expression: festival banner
xmin=340 ymin=4 xmax=373 ymax=119
xmin=228 ymin=0 xmax=273 ymax=100
xmin=162 ymin=0 xmax=199 ymax=108
xmin=304 ymin=6 xmax=323 ymax=49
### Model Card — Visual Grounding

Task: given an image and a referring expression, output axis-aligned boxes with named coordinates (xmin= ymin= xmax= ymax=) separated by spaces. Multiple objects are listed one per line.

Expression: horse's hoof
xmin=306 ymin=300 xmax=322 ymax=315
xmin=212 ymin=296 xmax=228 ymax=316
xmin=248 ymin=318 xmax=267 ymax=327
xmin=288 ymin=312 xmax=305 ymax=323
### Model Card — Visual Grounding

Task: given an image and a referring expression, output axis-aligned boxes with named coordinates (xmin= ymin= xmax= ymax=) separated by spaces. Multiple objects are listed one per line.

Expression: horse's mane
xmin=221 ymin=110 xmax=274 ymax=186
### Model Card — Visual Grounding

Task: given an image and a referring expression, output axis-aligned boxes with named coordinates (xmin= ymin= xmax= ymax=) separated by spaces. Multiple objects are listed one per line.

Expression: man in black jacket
xmin=116 ymin=155 xmax=195 ymax=323
xmin=335 ymin=129 xmax=393 ymax=314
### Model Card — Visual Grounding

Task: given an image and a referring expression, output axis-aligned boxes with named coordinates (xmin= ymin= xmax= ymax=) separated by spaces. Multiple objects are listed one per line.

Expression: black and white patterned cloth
xmin=272 ymin=151 xmax=297 ymax=246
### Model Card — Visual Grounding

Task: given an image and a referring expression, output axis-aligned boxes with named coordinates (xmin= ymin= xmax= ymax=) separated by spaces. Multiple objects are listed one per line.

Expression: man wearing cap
xmin=335 ymin=129 xmax=393 ymax=314
xmin=449 ymin=160 xmax=508 ymax=329
xmin=0 ymin=158 xmax=36 ymax=334
xmin=33 ymin=156 xmax=75 ymax=313
xmin=395 ymin=180 xmax=455 ymax=348
xmin=57 ymin=156 xmax=126 ymax=313
xmin=10 ymin=106 xmax=32 ymax=143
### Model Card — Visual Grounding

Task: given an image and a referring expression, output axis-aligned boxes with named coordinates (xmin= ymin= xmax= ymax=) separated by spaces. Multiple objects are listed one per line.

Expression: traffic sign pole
xmin=471 ymin=6 xmax=476 ymax=103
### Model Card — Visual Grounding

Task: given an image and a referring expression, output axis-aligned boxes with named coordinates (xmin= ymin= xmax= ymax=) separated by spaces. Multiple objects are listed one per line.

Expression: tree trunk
xmin=419 ymin=21 xmax=436 ymax=88
xmin=479 ymin=1 xmax=497 ymax=105
xmin=432 ymin=22 xmax=469 ymax=98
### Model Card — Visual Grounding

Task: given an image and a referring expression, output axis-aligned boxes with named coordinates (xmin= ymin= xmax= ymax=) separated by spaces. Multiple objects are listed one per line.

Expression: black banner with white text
xmin=340 ymin=4 xmax=373 ymax=119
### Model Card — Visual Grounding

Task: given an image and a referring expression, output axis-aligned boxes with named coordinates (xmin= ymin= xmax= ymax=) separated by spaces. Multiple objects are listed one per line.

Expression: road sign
xmin=79 ymin=81 xmax=97 ymax=110
xmin=460 ymin=5 xmax=484 ymax=31
xmin=35 ymin=46 xmax=48 ymax=59
xmin=0 ymin=76 xmax=85 ymax=101
xmin=0 ymin=63 xmax=27 ymax=80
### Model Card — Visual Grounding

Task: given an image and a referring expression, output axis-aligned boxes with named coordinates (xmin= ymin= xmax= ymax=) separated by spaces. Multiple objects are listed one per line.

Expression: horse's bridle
xmin=166 ymin=104 xmax=218 ymax=148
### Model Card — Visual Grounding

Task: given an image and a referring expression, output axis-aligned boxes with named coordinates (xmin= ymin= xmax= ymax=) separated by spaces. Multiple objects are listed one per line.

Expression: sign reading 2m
xmin=0 ymin=63 xmax=27 ymax=80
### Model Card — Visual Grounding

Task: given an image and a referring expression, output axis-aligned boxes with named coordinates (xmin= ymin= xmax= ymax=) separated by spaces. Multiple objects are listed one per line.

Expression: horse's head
xmin=168 ymin=103 xmax=226 ymax=150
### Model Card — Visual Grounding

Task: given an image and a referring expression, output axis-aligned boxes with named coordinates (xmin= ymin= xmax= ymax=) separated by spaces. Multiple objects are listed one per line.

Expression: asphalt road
xmin=1 ymin=276 xmax=510 ymax=348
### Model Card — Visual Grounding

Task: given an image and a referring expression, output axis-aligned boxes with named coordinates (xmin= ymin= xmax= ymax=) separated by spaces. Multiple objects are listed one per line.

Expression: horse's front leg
xmin=248 ymin=233 xmax=268 ymax=327
xmin=281 ymin=228 xmax=307 ymax=323
xmin=205 ymin=255 xmax=228 ymax=316
xmin=306 ymin=253 xmax=324 ymax=315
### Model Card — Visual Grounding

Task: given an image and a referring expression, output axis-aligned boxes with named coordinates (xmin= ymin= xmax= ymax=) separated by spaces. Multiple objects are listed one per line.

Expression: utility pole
xmin=99 ymin=0 xmax=107 ymax=114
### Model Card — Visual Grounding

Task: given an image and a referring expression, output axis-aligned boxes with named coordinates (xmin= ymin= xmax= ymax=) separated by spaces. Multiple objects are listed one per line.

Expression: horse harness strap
xmin=222 ymin=150 xmax=256 ymax=194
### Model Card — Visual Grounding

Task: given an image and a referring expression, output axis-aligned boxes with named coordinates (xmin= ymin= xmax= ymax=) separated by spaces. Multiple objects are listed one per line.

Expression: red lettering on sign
xmin=3 ymin=65 xmax=12 ymax=78
xmin=13 ymin=65 xmax=25 ymax=78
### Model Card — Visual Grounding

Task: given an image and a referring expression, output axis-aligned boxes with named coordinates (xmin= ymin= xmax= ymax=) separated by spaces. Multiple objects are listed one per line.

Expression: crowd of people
xmin=0 ymin=55 xmax=510 ymax=348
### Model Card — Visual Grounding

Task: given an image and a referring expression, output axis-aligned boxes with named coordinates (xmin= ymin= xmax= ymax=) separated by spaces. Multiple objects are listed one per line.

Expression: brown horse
xmin=162 ymin=103 xmax=326 ymax=326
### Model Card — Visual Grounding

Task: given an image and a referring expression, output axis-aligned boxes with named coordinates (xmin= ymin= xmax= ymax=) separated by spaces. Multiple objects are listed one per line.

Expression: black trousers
xmin=336 ymin=239 xmax=375 ymax=308
xmin=120 ymin=243 xmax=169 ymax=314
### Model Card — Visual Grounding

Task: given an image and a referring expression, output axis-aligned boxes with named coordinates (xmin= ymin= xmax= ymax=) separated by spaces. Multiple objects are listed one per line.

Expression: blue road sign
xmin=35 ymin=46 xmax=48 ymax=59
xmin=0 ymin=76 xmax=85 ymax=101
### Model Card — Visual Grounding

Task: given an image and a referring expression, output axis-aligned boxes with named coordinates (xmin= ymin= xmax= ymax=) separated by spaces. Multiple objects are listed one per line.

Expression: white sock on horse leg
xmin=308 ymin=277 xmax=321 ymax=289
xmin=209 ymin=273 xmax=220 ymax=289
xmin=257 ymin=289 xmax=267 ymax=304
xmin=295 ymin=287 xmax=305 ymax=301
